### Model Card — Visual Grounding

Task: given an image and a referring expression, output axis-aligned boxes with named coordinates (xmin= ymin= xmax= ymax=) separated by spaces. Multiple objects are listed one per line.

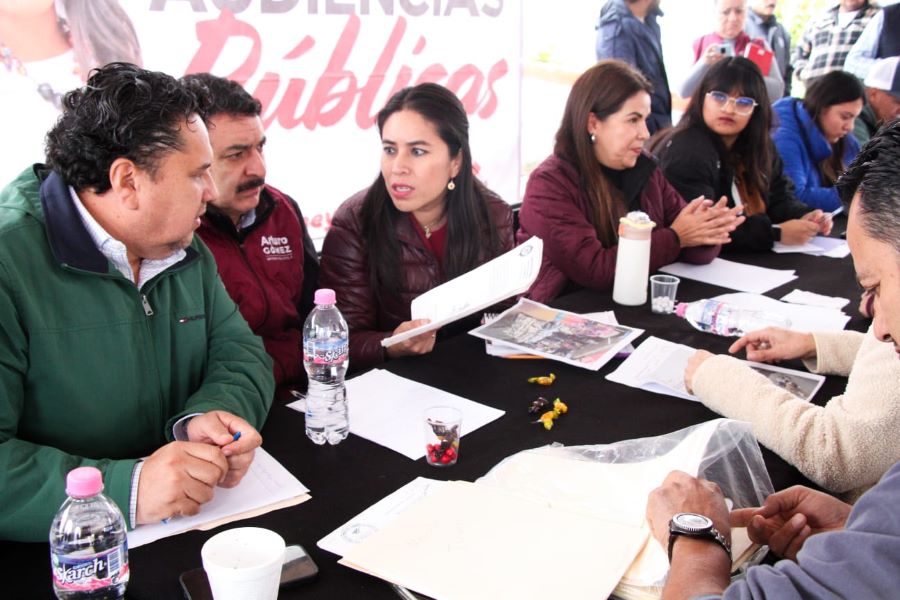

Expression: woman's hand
xmin=671 ymin=196 xmax=745 ymax=247
xmin=703 ymin=44 xmax=727 ymax=66
xmin=728 ymin=327 xmax=816 ymax=363
xmin=385 ymin=319 xmax=437 ymax=359
xmin=778 ymin=218 xmax=819 ymax=245
xmin=802 ymin=210 xmax=833 ymax=235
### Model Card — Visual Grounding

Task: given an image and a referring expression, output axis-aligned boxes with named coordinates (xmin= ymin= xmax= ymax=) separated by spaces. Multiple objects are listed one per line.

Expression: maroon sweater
xmin=516 ymin=153 xmax=720 ymax=303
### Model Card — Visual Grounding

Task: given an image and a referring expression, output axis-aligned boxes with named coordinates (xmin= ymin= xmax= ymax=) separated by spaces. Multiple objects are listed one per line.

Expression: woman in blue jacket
xmin=772 ymin=71 xmax=864 ymax=212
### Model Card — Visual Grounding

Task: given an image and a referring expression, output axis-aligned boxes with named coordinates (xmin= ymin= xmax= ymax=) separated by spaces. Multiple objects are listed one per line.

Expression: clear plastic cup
xmin=424 ymin=406 xmax=462 ymax=467
xmin=650 ymin=274 xmax=680 ymax=314
xmin=201 ymin=527 xmax=286 ymax=600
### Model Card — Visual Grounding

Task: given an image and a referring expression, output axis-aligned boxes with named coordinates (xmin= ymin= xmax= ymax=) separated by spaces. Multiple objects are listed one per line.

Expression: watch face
xmin=673 ymin=512 xmax=713 ymax=532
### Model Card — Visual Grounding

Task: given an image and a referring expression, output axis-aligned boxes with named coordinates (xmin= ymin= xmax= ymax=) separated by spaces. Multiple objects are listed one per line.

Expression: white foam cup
xmin=201 ymin=527 xmax=286 ymax=600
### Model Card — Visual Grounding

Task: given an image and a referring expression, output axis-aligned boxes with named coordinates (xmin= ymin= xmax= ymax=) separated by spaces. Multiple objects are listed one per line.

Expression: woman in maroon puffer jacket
xmin=518 ymin=60 xmax=743 ymax=304
xmin=320 ymin=83 xmax=514 ymax=372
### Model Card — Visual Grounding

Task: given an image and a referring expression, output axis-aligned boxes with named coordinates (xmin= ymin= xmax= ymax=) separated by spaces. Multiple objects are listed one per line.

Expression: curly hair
xmin=45 ymin=62 xmax=208 ymax=194
xmin=181 ymin=73 xmax=261 ymax=118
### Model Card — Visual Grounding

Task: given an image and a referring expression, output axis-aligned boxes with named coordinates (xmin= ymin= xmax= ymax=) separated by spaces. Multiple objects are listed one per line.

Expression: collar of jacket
xmin=40 ymin=168 xmax=198 ymax=274
xmin=776 ymin=97 xmax=848 ymax=164
xmin=203 ymin=185 xmax=276 ymax=241
xmin=610 ymin=152 xmax=658 ymax=212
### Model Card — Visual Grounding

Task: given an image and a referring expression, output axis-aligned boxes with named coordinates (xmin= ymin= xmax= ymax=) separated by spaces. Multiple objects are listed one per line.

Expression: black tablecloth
xmin=4 ymin=244 xmax=867 ymax=599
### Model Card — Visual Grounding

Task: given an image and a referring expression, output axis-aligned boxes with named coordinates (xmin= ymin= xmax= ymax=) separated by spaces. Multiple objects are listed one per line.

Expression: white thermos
xmin=612 ymin=211 xmax=656 ymax=305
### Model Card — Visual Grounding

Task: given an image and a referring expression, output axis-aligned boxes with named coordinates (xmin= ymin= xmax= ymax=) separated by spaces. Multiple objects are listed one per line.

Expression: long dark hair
xmin=675 ymin=57 xmax=773 ymax=204
xmin=360 ymin=83 xmax=502 ymax=300
xmin=554 ymin=59 xmax=653 ymax=248
xmin=803 ymin=71 xmax=865 ymax=186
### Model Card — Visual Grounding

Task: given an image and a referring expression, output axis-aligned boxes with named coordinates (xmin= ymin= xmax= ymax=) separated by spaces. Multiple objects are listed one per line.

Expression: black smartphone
xmin=179 ymin=544 xmax=319 ymax=600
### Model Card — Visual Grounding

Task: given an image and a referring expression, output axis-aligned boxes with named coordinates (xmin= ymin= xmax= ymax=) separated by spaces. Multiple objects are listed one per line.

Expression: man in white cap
xmin=854 ymin=56 xmax=900 ymax=145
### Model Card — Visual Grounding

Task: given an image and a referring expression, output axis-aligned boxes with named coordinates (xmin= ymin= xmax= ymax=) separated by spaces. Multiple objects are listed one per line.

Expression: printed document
xmin=381 ymin=236 xmax=543 ymax=347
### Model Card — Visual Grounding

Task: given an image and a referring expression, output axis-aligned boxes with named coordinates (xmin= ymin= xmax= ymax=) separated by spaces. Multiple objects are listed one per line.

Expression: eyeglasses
xmin=706 ymin=91 xmax=758 ymax=116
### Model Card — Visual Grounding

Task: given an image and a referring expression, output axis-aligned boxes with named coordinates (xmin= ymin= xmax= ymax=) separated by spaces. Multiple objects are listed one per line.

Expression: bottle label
xmin=52 ymin=545 xmax=129 ymax=591
xmin=304 ymin=338 xmax=348 ymax=365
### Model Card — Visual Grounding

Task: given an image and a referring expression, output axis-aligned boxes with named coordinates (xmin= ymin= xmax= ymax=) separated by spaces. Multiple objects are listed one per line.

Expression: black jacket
xmin=657 ymin=126 xmax=810 ymax=252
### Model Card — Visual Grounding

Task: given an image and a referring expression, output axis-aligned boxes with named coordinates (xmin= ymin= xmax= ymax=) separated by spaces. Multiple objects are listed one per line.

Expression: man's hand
xmin=135 ymin=441 xmax=229 ymax=524
xmin=647 ymin=470 xmax=731 ymax=549
xmin=731 ymin=485 xmax=851 ymax=561
xmin=385 ymin=319 xmax=437 ymax=359
xmin=728 ymin=327 xmax=816 ymax=363
xmin=186 ymin=411 xmax=263 ymax=488
xmin=684 ymin=349 xmax=714 ymax=394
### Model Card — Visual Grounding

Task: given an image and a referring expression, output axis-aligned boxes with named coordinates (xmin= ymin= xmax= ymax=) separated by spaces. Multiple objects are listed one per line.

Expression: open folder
xmin=380 ymin=236 xmax=543 ymax=347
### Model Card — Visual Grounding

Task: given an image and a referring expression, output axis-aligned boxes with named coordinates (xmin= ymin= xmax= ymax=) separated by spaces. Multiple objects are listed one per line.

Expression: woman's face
xmin=716 ymin=0 xmax=747 ymax=39
xmin=818 ymin=99 xmax=864 ymax=144
xmin=380 ymin=109 xmax=461 ymax=218
xmin=702 ymin=88 xmax=755 ymax=144
xmin=588 ymin=91 xmax=651 ymax=170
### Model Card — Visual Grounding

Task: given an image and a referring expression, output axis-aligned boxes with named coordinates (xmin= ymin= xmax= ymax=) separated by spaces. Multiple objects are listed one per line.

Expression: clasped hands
xmin=135 ymin=410 xmax=262 ymax=524
xmin=671 ymin=196 xmax=745 ymax=247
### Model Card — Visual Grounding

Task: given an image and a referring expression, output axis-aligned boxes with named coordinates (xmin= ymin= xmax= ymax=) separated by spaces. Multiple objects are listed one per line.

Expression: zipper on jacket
xmin=141 ymin=294 xmax=154 ymax=317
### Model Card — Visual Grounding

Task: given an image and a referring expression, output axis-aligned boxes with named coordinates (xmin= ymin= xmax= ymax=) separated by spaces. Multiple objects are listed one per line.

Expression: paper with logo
xmin=380 ymin=236 xmax=544 ymax=347
xmin=126 ymin=448 xmax=310 ymax=548
xmin=469 ymin=298 xmax=643 ymax=371
xmin=340 ymin=480 xmax=646 ymax=600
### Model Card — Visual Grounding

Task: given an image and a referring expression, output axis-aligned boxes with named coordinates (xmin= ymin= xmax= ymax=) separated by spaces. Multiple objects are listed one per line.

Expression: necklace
xmin=0 ymin=18 xmax=74 ymax=110
xmin=422 ymin=214 xmax=445 ymax=239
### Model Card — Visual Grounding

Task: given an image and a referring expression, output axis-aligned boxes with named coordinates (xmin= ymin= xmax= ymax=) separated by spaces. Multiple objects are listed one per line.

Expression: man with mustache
xmin=745 ymin=0 xmax=792 ymax=96
xmin=0 ymin=63 xmax=274 ymax=541
xmin=184 ymin=73 xmax=319 ymax=395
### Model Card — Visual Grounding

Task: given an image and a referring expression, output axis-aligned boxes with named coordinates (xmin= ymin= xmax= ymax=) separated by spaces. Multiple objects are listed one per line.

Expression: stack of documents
xmin=381 ymin=236 xmax=543 ymax=347
xmin=127 ymin=448 xmax=310 ymax=548
xmin=659 ymin=258 xmax=797 ymax=294
xmin=607 ymin=336 xmax=825 ymax=403
xmin=288 ymin=369 xmax=504 ymax=460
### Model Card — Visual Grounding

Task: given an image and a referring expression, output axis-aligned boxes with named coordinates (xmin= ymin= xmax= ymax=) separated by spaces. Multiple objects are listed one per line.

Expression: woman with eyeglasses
xmin=771 ymin=71 xmax=864 ymax=212
xmin=517 ymin=60 xmax=743 ymax=304
xmin=659 ymin=57 xmax=830 ymax=252
xmin=678 ymin=0 xmax=784 ymax=103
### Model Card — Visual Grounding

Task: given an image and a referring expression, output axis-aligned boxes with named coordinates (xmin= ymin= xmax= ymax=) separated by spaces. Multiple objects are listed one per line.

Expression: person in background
xmin=0 ymin=63 xmax=274 ymax=542
xmin=679 ymin=0 xmax=784 ymax=104
xmin=595 ymin=0 xmax=671 ymax=133
xmin=772 ymin=70 xmax=864 ymax=212
xmin=0 ymin=0 xmax=141 ymax=187
xmin=792 ymin=0 xmax=879 ymax=83
xmin=844 ymin=2 xmax=900 ymax=78
xmin=744 ymin=0 xmax=792 ymax=96
xmin=518 ymin=60 xmax=741 ymax=304
xmin=183 ymin=73 xmax=319 ymax=395
xmin=319 ymin=83 xmax=513 ymax=372
xmin=854 ymin=56 xmax=900 ymax=146
xmin=659 ymin=57 xmax=831 ymax=253
xmin=645 ymin=118 xmax=900 ymax=600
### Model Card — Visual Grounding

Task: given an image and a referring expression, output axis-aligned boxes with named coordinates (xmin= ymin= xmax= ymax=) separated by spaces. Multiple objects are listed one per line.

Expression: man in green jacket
xmin=0 ymin=63 xmax=275 ymax=542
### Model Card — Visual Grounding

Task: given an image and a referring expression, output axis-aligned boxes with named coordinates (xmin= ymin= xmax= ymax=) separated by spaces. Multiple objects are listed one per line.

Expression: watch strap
xmin=667 ymin=527 xmax=731 ymax=563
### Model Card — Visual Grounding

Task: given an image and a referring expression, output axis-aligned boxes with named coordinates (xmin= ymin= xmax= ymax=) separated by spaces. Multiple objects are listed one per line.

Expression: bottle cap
xmin=674 ymin=302 xmax=688 ymax=317
xmin=314 ymin=288 xmax=336 ymax=305
xmin=66 ymin=467 xmax=103 ymax=498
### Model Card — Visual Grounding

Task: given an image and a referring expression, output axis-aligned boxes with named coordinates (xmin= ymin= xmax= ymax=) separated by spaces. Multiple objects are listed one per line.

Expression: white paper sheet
xmin=712 ymin=292 xmax=850 ymax=332
xmin=773 ymin=236 xmax=849 ymax=257
xmin=288 ymin=369 xmax=504 ymax=460
xmin=318 ymin=477 xmax=448 ymax=557
xmin=127 ymin=448 xmax=310 ymax=548
xmin=780 ymin=289 xmax=851 ymax=310
xmin=607 ymin=336 xmax=825 ymax=403
xmin=659 ymin=258 xmax=797 ymax=294
xmin=380 ymin=236 xmax=543 ymax=347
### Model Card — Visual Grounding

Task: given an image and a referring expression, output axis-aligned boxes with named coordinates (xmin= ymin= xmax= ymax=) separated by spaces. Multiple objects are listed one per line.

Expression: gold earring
xmin=447 ymin=179 xmax=456 ymax=191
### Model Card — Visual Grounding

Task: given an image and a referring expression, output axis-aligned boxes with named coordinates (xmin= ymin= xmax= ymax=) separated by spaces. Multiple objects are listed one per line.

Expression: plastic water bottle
xmin=50 ymin=467 xmax=129 ymax=599
xmin=613 ymin=211 xmax=656 ymax=306
xmin=676 ymin=299 xmax=792 ymax=337
xmin=303 ymin=288 xmax=350 ymax=445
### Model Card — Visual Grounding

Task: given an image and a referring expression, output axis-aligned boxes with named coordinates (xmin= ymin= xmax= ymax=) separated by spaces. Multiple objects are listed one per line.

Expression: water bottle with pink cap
xmin=302 ymin=288 xmax=350 ymax=445
xmin=49 ymin=466 xmax=129 ymax=599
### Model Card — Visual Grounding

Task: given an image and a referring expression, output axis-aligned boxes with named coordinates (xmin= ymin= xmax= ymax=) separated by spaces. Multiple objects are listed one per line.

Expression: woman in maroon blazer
xmin=320 ymin=83 xmax=514 ymax=371
xmin=517 ymin=60 xmax=742 ymax=304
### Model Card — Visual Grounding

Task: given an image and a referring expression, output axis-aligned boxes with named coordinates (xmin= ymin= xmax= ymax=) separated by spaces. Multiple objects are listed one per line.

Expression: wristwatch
xmin=668 ymin=512 xmax=731 ymax=563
